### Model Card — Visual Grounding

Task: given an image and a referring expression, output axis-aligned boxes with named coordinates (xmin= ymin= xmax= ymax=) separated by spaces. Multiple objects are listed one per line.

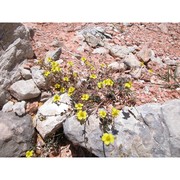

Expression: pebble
xmin=13 ymin=101 xmax=26 ymax=116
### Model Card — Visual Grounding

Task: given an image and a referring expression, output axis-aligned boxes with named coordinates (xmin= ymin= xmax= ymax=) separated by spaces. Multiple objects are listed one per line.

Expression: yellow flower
xmin=53 ymin=94 xmax=61 ymax=103
xmin=81 ymin=94 xmax=90 ymax=101
xmin=63 ymin=77 xmax=69 ymax=82
xmin=60 ymin=87 xmax=66 ymax=93
xmin=85 ymin=61 xmax=91 ymax=66
xmin=77 ymin=110 xmax=87 ymax=121
xmin=100 ymin=63 xmax=106 ymax=68
xmin=47 ymin=57 xmax=53 ymax=62
xmin=68 ymin=86 xmax=75 ymax=93
xmin=99 ymin=110 xmax=107 ymax=118
xmin=50 ymin=61 xmax=58 ymax=66
xmin=97 ymin=81 xmax=103 ymax=89
xmin=81 ymin=57 xmax=87 ymax=62
xmin=148 ymin=69 xmax=153 ymax=73
xmin=111 ymin=107 xmax=120 ymax=118
xmin=44 ymin=71 xmax=50 ymax=77
xmin=75 ymin=103 xmax=83 ymax=110
xmin=68 ymin=86 xmax=75 ymax=96
xmin=90 ymin=74 xmax=97 ymax=79
xmin=101 ymin=133 xmax=115 ymax=146
xmin=103 ymin=78 xmax=114 ymax=86
xmin=26 ymin=150 xmax=34 ymax=158
xmin=51 ymin=66 xmax=61 ymax=73
xmin=54 ymin=83 xmax=60 ymax=89
xmin=90 ymin=66 xmax=96 ymax=71
xmin=124 ymin=81 xmax=132 ymax=89
xmin=67 ymin=61 xmax=74 ymax=66
xmin=73 ymin=72 xmax=78 ymax=78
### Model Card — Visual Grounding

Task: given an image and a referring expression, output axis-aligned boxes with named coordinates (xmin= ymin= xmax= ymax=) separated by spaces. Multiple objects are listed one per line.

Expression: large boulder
xmin=63 ymin=99 xmax=180 ymax=157
xmin=0 ymin=111 xmax=35 ymax=157
xmin=0 ymin=23 xmax=34 ymax=108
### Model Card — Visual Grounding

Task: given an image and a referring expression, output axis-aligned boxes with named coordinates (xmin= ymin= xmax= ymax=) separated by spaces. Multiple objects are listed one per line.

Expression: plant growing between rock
xmin=37 ymin=55 xmax=136 ymax=157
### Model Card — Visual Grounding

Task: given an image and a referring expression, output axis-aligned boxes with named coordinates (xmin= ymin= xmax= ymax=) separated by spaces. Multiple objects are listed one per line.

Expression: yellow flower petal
xmin=77 ymin=110 xmax=87 ymax=121
xmin=101 ymin=133 xmax=115 ymax=146
xmin=53 ymin=94 xmax=61 ymax=103
xmin=111 ymin=107 xmax=120 ymax=118
xmin=90 ymin=74 xmax=97 ymax=79
xmin=99 ymin=110 xmax=107 ymax=118
xmin=75 ymin=103 xmax=83 ymax=110
xmin=81 ymin=94 xmax=90 ymax=101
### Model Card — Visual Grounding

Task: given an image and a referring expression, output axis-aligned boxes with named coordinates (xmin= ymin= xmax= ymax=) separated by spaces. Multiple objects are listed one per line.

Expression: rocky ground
xmin=0 ymin=23 xmax=180 ymax=157
xmin=24 ymin=23 xmax=180 ymax=105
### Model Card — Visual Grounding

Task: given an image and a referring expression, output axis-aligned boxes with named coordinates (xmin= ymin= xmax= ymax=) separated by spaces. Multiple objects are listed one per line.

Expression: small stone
xmin=109 ymin=45 xmax=132 ymax=58
xmin=137 ymin=46 xmax=154 ymax=62
xmin=163 ymin=57 xmax=177 ymax=66
xmin=40 ymin=91 xmax=52 ymax=102
xmin=77 ymin=42 xmax=91 ymax=52
xmin=130 ymin=68 xmax=142 ymax=79
xmin=45 ymin=47 xmax=62 ymax=61
xmin=2 ymin=101 xmax=14 ymax=112
xmin=175 ymin=64 xmax=180 ymax=78
xmin=13 ymin=101 xmax=26 ymax=116
xmin=31 ymin=66 xmax=47 ymax=89
xmin=108 ymin=61 xmax=127 ymax=71
xmin=19 ymin=66 xmax=32 ymax=80
xmin=123 ymin=53 xmax=141 ymax=68
xmin=92 ymin=47 xmax=109 ymax=55
xmin=9 ymin=79 xmax=41 ymax=100
xmin=151 ymin=56 xmax=163 ymax=66
xmin=158 ymin=23 xmax=168 ymax=34
xmin=50 ymin=39 xmax=62 ymax=47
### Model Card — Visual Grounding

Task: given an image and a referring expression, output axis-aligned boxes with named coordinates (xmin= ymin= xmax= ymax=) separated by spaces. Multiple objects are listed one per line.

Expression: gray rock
xmin=124 ymin=53 xmax=141 ymax=68
xmin=34 ymin=93 xmax=72 ymax=139
xmin=0 ymin=111 xmax=35 ymax=157
xmin=0 ymin=37 xmax=33 ymax=72
xmin=84 ymin=33 xmax=102 ymax=47
xmin=31 ymin=66 xmax=47 ymax=89
xmin=78 ymin=27 xmax=108 ymax=48
xmin=0 ymin=23 xmax=32 ymax=52
xmin=158 ymin=23 xmax=168 ymax=34
xmin=151 ymin=56 xmax=163 ymax=66
xmin=108 ymin=61 xmax=127 ymax=71
xmin=137 ymin=46 xmax=153 ymax=62
xmin=45 ymin=47 xmax=62 ymax=61
xmin=63 ymin=99 xmax=180 ymax=157
xmin=40 ymin=91 xmax=52 ymax=102
xmin=130 ymin=68 xmax=142 ymax=79
xmin=92 ymin=47 xmax=109 ymax=55
xmin=0 ymin=23 xmax=34 ymax=107
xmin=19 ymin=66 xmax=32 ymax=80
xmin=109 ymin=45 xmax=132 ymax=58
xmin=175 ymin=64 xmax=180 ymax=78
xmin=77 ymin=42 xmax=91 ymax=52
xmin=161 ymin=99 xmax=180 ymax=156
xmin=9 ymin=79 xmax=41 ymax=100
xmin=0 ymin=88 xmax=7 ymax=109
xmin=13 ymin=101 xmax=26 ymax=116
xmin=2 ymin=101 xmax=14 ymax=112
xmin=50 ymin=39 xmax=62 ymax=47
xmin=163 ymin=57 xmax=177 ymax=66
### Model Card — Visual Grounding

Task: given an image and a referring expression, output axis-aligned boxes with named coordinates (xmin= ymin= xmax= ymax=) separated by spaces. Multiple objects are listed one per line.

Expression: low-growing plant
xmin=36 ymin=54 xmax=136 ymax=157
